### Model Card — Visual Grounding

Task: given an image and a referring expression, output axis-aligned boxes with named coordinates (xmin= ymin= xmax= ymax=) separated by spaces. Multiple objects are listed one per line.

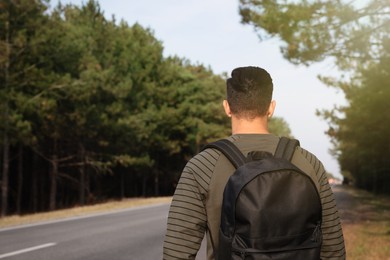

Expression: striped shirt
xmin=163 ymin=134 xmax=345 ymax=259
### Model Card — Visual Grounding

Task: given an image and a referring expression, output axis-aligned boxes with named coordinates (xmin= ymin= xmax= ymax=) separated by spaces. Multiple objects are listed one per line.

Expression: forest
xmin=0 ymin=0 xmax=291 ymax=216
xmin=1 ymin=0 xmax=389 ymax=217
xmin=0 ymin=0 xmax=225 ymax=215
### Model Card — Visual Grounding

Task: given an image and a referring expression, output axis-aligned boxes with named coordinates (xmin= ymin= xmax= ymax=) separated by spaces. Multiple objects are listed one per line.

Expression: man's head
xmin=225 ymin=66 xmax=274 ymax=119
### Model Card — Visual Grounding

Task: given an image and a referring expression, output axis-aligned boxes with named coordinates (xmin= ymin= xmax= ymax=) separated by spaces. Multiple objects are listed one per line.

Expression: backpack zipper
xmin=232 ymin=248 xmax=246 ymax=259
xmin=311 ymin=222 xmax=321 ymax=243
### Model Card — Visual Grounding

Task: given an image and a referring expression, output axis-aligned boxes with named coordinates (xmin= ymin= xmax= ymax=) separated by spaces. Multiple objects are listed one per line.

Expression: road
xmin=0 ymin=203 xmax=183 ymax=260
xmin=0 ymin=186 xmax=356 ymax=260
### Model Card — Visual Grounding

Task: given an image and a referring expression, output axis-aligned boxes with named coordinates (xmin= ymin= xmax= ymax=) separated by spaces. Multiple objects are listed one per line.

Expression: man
xmin=163 ymin=66 xmax=345 ymax=259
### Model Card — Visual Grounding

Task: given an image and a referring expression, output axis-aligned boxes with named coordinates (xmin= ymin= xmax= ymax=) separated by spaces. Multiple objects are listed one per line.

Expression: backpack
xmin=203 ymin=137 xmax=322 ymax=260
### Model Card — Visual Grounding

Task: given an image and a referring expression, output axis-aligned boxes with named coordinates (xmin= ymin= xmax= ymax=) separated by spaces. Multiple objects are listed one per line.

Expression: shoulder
xmin=294 ymin=146 xmax=324 ymax=171
xmin=181 ymin=146 xmax=223 ymax=192
xmin=295 ymin=146 xmax=326 ymax=178
xmin=292 ymin=145 xmax=328 ymax=189
xmin=189 ymin=146 xmax=222 ymax=170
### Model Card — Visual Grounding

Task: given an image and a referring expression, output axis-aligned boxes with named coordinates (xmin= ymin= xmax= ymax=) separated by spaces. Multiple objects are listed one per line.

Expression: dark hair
xmin=226 ymin=66 xmax=273 ymax=119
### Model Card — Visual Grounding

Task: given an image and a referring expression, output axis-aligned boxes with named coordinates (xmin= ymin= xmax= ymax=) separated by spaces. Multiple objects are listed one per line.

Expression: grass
xmin=0 ymin=197 xmax=172 ymax=228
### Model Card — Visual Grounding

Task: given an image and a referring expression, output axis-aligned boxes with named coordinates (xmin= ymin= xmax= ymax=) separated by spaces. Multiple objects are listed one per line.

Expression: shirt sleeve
xmin=163 ymin=153 xmax=210 ymax=260
xmin=301 ymin=148 xmax=346 ymax=260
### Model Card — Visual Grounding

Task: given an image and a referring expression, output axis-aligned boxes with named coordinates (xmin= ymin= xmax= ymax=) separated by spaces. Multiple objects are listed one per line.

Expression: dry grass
xmin=0 ymin=197 xmax=172 ymax=228
xmin=343 ymin=222 xmax=390 ymax=260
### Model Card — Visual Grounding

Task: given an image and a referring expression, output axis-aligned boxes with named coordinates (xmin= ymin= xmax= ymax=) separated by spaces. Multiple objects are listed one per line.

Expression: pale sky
xmin=52 ymin=0 xmax=347 ymax=179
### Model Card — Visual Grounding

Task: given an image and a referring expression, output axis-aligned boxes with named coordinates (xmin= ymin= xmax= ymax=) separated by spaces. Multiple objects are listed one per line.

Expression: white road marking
xmin=0 ymin=243 xmax=56 ymax=259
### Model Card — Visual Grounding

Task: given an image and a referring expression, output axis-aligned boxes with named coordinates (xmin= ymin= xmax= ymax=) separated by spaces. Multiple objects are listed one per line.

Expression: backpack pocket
xmin=231 ymin=224 xmax=322 ymax=260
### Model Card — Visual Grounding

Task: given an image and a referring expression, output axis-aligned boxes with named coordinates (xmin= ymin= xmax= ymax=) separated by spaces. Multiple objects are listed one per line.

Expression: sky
xmin=52 ymin=0 xmax=347 ymax=179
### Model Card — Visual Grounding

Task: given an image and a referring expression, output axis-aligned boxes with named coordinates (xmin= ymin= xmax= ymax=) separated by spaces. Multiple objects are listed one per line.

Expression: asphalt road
xmin=0 ymin=203 xmax=183 ymax=260
xmin=0 ymin=186 xmax=351 ymax=260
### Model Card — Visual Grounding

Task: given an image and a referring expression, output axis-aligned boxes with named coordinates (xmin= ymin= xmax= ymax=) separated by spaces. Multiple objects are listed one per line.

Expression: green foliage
xmin=0 ymin=0 xmax=50 ymax=145
xmin=320 ymin=58 xmax=390 ymax=193
xmin=0 ymin=0 xmax=239 ymax=213
xmin=240 ymin=0 xmax=390 ymax=194
xmin=239 ymin=0 xmax=389 ymax=70
xmin=0 ymin=0 xmax=295 ymax=214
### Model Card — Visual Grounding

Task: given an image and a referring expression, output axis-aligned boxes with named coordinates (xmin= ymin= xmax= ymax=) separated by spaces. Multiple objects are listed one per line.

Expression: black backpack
xmin=204 ymin=137 xmax=322 ymax=260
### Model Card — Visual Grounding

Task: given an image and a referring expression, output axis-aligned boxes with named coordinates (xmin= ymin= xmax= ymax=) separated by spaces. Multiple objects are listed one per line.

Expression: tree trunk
xmin=85 ymin=168 xmax=90 ymax=203
xmin=154 ymin=172 xmax=159 ymax=196
xmin=1 ymin=133 xmax=10 ymax=217
xmin=142 ymin=175 xmax=146 ymax=197
xmin=49 ymin=139 xmax=58 ymax=211
xmin=120 ymin=171 xmax=125 ymax=199
xmin=49 ymin=155 xmax=58 ymax=211
xmin=32 ymin=153 xmax=38 ymax=213
xmin=79 ymin=167 xmax=85 ymax=205
xmin=79 ymin=144 xmax=85 ymax=206
xmin=1 ymin=20 xmax=10 ymax=217
xmin=17 ymin=145 xmax=23 ymax=214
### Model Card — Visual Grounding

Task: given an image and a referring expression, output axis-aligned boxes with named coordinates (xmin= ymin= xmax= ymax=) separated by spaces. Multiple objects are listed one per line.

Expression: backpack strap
xmin=202 ymin=139 xmax=246 ymax=169
xmin=274 ymin=137 xmax=300 ymax=161
xmin=203 ymin=137 xmax=300 ymax=167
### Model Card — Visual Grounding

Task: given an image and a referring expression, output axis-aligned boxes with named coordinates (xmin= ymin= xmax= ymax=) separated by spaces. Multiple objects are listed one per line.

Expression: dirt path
xmin=333 ymin=185 xmax=390 ymax=224
xmin=332 ymin=185 xmax=390 ymax=259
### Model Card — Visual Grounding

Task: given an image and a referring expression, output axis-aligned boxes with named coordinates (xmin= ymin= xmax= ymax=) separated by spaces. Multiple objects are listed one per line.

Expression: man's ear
xmin=267 ymin=100 xmax=276 ymax=118
xmin=223 ymin=100 xmax=232 ymax=117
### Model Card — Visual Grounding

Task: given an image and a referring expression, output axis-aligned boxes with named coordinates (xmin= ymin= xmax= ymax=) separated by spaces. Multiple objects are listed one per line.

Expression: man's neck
xmin=231 ymin=116 xmax=269 ymax=135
